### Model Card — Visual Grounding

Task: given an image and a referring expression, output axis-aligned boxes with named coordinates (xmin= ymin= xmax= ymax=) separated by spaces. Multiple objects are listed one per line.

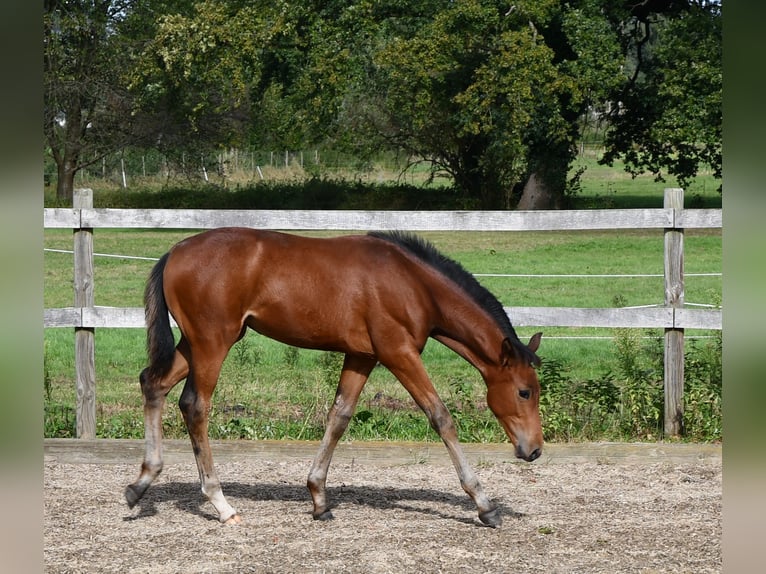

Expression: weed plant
xmin=538 ymin=329 xmax=721 ymax=442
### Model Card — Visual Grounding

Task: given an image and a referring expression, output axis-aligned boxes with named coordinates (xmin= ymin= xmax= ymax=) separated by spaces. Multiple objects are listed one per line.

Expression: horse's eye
xmin=519 ymin=389 xmax=531 ymax=400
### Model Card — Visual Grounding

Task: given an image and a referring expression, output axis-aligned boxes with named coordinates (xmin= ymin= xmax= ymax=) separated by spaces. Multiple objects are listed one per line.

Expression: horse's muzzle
xmin=516 ymin=445 xmax=542 ymax=462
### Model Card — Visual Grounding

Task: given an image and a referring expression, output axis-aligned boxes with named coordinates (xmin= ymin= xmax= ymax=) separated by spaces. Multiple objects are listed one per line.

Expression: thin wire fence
xmin=43 ymin=247 xmax=722 ymax=339
xmin=46 ymin=148 xmax=423 ymax=188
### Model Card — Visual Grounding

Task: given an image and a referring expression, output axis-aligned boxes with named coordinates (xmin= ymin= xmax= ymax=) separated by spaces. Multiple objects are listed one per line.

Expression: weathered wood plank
xmin=44 ymin=207 xmax=721 ymax=231
xmin=675 ymin=209 xmax=722 ymax=229
xmin=82 ymin=306 xmax=178 ymax=328
xmin=74 ymin=330 xmax=96 ymax=438
xmin=507 ymin=306 xmax=674 ymax=328
xmin=73 ymin=189 xmax=96 ymax=440
xmin=44 ymin=208 xmax=80 ymax=228
xmin=43 ymin=437 xmax=722 ymax=465
xmin=44 ymin=305 xmax=721 ymax=330
xmin=675 ymin=308 xmax=722 ymax=330
xmin=43 ymin=307 xmax=723 ymax=330
xmin=664 ymin=188 xmax=685 ymax=438
xmin=44 ymin=307 xmax=81 ymax=327
xmin=43 ymin=208 xmax=723 ymax=231
xmin=83 ymin=306 xmax=145 ymax=328
xmin=76 ymin=208 xmax=675 ymax=231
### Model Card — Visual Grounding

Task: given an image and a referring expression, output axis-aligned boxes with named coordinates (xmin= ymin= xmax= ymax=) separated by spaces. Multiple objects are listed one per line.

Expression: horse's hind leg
xmin=125 ymin=339 xmax=190 ymax=508
xmin=178 ymin=347 xmax=240 ymax=524
xmin=307 ymin=354 xmax=376 ymax=520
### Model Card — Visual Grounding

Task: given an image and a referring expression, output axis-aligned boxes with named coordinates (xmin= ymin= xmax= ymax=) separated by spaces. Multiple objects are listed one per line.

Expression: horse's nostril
xmin=515 ymin=445 xmax=542 ymax=462
xmin=527 ymin=448 xmax=542 ymax=462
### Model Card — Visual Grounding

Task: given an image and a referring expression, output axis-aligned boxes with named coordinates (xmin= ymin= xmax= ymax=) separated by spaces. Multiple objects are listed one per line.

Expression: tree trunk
xmin=516 ymin=171 xmax=559 ymax=210
xmin=56 ymin=159 xmax=77 ymax=205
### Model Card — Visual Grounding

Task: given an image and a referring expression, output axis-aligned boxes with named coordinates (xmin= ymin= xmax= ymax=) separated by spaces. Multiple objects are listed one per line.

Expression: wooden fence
xmin=44 ymin=188 xmax=722 ymax=439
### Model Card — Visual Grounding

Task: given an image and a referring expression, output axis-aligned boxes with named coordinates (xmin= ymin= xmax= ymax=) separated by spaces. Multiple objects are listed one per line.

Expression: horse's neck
xmin=432 ymin=290 xmax=503 ymax=374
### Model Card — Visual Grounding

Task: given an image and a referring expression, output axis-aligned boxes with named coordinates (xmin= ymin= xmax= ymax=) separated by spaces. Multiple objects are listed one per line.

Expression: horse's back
xmin=166 ymin=227 xmax=393 ymax=285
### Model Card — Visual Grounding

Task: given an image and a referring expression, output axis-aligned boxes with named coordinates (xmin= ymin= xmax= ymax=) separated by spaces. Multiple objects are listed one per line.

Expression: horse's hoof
xmin=479 ymin=508 xmax=502 ymax=528
xmin=223 ymin=514 xmax=242 ymax=526
xmin=313 ymin=509 xmax=334 ymax=521
xmin=124 ymin=484 xmax=143 ymax=508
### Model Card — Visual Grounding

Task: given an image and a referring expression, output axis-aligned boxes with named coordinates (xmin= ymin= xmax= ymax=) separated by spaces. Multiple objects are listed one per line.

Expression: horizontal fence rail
xmin=44 ymin=206 xmax=721 ymax=231
xmin=44 ymin=188 xmax=722 ymax=439
xmin=43 ymin=305 xmax=722 ymax=331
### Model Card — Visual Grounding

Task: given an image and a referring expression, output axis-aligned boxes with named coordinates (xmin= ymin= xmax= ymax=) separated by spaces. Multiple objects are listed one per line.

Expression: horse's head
xmin=485 ymin=332 xmax=543 ymax=462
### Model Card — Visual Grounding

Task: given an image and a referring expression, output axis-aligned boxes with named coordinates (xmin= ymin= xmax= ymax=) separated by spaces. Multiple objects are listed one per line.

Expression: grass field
xmin=567 ymin=155 xmax=721 ymax=209
xmin=43 ymin=158 xmax=722 ymax=442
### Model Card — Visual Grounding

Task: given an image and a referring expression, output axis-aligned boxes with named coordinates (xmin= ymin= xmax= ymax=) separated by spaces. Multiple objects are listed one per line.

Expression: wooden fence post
xmin=664 ymin=188 xmax=685 ymax=437
xmin=73 ymin=188 xmax=96 ymax=439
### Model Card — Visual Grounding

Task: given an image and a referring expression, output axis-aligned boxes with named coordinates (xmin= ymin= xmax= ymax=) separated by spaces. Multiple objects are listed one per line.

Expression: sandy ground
xmin=44 ymin=440 xmax=721 ymax=573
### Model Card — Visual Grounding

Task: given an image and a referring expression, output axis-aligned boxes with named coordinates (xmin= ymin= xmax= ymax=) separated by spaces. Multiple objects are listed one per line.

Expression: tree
xmin=362 ymin=0 xmax=722 ymax=209
xmin=366 ymin=0 xmax=569 ymax=208
xmin=246 ymin=0 xmax=372 ymax=150
xmin=127 ymin=1 xmax=270 ymax=158
xmin=601 ymin=0 xmax=722 ymax=189
xmin=70 ymin=0 xmax=720 ymax=209
xmin=44 ymin=0 xmax=133 ymax=203
xmin=43 ymin=0 xmax=188 ymax=202
xmin=44 ymin=0 xmax=216 ymax=201
xmin=516 ymin=0 xmax=625 ymax=208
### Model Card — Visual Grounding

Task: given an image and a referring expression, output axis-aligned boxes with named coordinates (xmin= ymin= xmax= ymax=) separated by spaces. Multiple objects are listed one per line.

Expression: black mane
xmin=368 ymin=230 xmax=538 ymax=364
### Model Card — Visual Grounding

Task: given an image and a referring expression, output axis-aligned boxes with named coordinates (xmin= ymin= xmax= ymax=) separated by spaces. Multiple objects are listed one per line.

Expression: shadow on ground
xmin=124 ymin=480 xmax=524 ymax=527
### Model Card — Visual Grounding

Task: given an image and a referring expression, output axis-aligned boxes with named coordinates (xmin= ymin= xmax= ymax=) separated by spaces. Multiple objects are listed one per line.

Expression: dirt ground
xmin=44 ymin=439 xmax=721 ymax=574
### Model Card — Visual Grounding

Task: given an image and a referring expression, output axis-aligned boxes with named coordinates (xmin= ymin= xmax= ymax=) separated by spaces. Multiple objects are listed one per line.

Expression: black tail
xmin=144 ymin=253 xmax=176 ymax=381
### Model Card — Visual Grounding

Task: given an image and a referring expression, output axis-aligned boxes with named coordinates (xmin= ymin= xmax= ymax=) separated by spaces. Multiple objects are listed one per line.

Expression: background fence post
xmin=664 ymin=187 xmax=685 ymax=437
xmin=73 ymin=188 xmax=96 ymax=439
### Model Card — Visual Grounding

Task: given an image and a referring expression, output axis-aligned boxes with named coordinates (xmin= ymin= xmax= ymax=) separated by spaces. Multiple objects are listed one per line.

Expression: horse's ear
xmin=501 ymin=338 xmax=515 ymax=367
xmin=527 ymin=332 xmax=542 ymax=353
xmin=502 ymin=335 xmax=542 ymax=367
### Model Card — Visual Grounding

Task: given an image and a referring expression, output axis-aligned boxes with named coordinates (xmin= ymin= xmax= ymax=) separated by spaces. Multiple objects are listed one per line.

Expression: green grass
xmin=568 ymin=154 xmax=721 ymax=209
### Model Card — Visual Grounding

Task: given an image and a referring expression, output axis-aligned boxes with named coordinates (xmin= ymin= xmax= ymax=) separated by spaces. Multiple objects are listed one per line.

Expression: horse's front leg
xmin=386 ymin=351 xmax=501 ymax=527
xmin=307 ymin=354 xmax=376 ymax=520
xmin=435 ymin=416 xmax=502 ymax=527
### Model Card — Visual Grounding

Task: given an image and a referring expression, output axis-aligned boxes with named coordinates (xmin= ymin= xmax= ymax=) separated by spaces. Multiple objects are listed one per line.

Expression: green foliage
xmin=601 ymin=1 xmax=722 ymax=188
xmin=683 ymin=332 xmax=722 ymax=441
xmin=44 ymin=0 xmax=138 ymax=201
xmin=282 ymin=346 xmax=300 ymax=369
xmin=538 ymin=327 xmax=720 ymax=443
xmin=318 ymin=351 xmax=345 ymax=389
xmin=43 ymin=340 xmax=52 ymax=402
xmin=370 ymin=0 xmax=568 ymax=207
xmin=231 ymin=336 xmax=262 ymax=369
xmin=612 ymin=328 xmax=664 ymax=439
xmin=348 ymin=408 xmax=433 ymax=442
xmin=539 ymin=359 xmax=620 ymax=441
xmin=45 ymin=0 xmax=722 ymax=209
xmin=129 ymin=0 xmax=270 ymax=150
xmin=44 ymin=403 xmax=76 ymax=438
xmin=97 ymin=412 xmax=144 ymax=439
xmin=445 ymin=377 xmax=504 ymax=443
